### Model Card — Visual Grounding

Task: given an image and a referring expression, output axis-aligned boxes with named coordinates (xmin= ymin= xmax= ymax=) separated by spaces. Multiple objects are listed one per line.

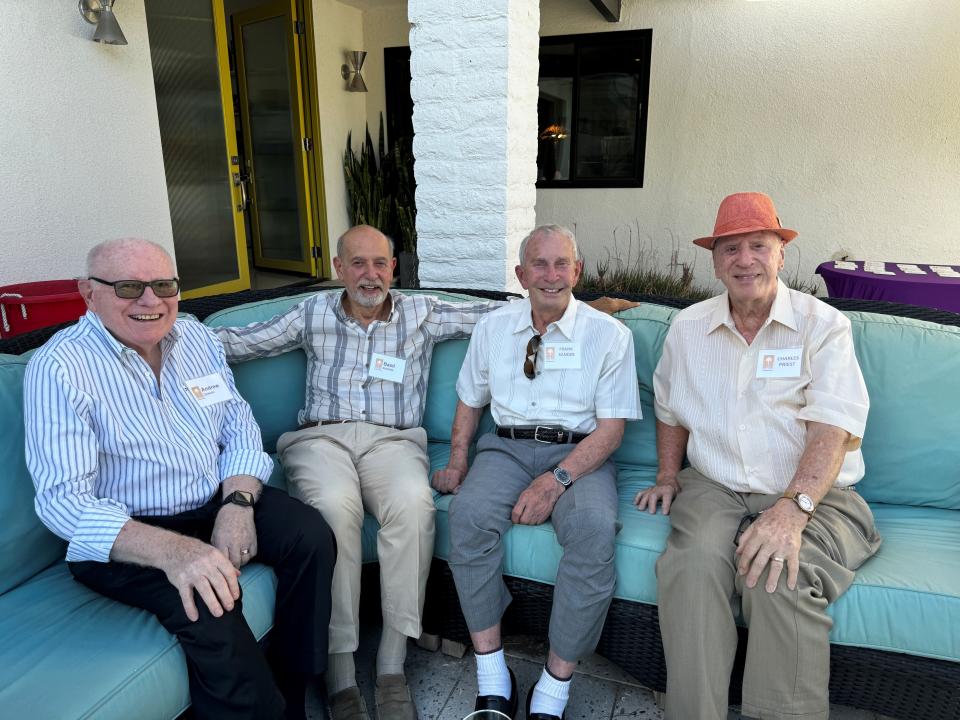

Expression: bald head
xmin=86 ymin=238 xmax=176 ymax=278
xmin=337 ymin=225 xmax=394 ymax=260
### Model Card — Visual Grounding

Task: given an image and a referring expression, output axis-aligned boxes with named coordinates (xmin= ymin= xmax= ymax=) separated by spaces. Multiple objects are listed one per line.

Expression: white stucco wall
xmin=363 ymin=4 xmax=411 ymax=135
xmin=311 ymin=0 xmax=371 ymax=276
xmin=0 ymin=2 xmax=172 ymax=286
xmin=538 ymin=0 xmax=960 ymax=292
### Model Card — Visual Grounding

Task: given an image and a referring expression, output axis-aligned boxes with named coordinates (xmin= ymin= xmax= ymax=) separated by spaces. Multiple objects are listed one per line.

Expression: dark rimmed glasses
xmin=89 ymin=277 xmax=181 ymax=299
xmin=523 ymin=334 xmax=542 ymax=380
xmin=734 ymin=511 xmax=762 ymax=546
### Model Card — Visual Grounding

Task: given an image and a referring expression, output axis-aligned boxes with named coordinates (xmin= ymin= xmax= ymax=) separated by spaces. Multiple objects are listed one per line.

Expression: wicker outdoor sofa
xmin=2 ymin=286 xmax=958 ymax=720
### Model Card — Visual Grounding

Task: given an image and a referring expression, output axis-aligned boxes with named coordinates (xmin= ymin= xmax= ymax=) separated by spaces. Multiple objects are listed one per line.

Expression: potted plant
xmin=343 ymin=115 xmax=418 ymax=287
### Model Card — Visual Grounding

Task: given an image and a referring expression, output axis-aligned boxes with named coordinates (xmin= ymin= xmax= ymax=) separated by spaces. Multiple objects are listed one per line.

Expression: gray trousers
xmin=656 ymin=468 xmax=882 ymax=720
xmin=448 ymin=433 xmax=620 ymax=662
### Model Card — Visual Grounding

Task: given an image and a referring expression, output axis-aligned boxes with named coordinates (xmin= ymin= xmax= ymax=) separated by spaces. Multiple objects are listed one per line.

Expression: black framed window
xmin=537 ymin=29 xmax=652 ymax=188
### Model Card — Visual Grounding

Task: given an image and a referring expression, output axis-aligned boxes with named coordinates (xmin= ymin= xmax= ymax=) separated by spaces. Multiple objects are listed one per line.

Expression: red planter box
xmin=0 ymin=280 xmax=87 ymax=339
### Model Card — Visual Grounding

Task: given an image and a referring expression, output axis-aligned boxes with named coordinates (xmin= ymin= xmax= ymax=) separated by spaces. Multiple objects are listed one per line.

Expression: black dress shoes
xmin=524 ymin=686 xmax=566 ymax=720
xmin=474 ymin=667 xmax=519 ymax=719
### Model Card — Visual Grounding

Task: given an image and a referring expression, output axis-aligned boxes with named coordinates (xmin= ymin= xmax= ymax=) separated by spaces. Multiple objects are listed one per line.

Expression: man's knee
xmin=559 ymin=507 xmax=617 ymax=557
xmin=380 ymin=481 xmax=436 ymax=526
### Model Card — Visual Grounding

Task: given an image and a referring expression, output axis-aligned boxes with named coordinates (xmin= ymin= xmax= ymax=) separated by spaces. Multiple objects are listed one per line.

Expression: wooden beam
xmin=588 ymin=0 xmax=621 ymax=22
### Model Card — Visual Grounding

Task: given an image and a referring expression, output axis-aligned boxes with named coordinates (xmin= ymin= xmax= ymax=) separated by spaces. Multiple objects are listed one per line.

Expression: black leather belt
xmin=495 ymin=425 xmax=588 ymax=444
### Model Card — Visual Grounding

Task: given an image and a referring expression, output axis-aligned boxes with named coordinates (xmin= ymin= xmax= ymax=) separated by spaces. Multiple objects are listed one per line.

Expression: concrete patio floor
xmin=304 ymin=624 xmax=894 ymax=720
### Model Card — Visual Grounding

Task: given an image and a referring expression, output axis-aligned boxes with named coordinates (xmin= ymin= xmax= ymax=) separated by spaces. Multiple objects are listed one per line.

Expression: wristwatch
xmin=221 ymin=490 xmax=255 ymax=508
xmin=552 ymin=466 xmax=573 ymax=488
xmin=781 ymin=491 xmax=815 ymax=518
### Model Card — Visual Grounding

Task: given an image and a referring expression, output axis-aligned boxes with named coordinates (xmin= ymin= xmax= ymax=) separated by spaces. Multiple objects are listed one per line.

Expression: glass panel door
xmin=233 ymin=0 xmax=315 ymax=273
xmin=144 ymin=0 xmax=249 ymax=298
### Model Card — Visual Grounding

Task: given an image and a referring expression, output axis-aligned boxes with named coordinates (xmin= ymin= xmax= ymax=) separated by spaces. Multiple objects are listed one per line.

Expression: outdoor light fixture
xmin=341 ymin=51 xmax=368 ymax=92
xmin=78 ymin=0 xmax=128 ymax=46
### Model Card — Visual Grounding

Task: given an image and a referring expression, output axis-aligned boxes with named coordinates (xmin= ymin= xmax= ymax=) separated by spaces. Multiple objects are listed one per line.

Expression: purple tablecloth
xmin=816 ymin=262 xmax=960 ymax=314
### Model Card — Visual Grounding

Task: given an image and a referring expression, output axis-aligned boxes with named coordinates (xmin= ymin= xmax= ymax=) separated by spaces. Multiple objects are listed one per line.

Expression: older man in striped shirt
xmin=25 ymin=238 xmax=336 ymax=720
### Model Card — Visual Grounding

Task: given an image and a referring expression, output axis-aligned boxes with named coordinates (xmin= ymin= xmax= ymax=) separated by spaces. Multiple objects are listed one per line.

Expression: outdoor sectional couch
xmin=1 ymin=289 xmax=958 ymax=719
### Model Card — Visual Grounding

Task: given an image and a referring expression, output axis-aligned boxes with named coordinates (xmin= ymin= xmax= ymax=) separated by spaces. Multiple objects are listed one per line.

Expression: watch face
xmin=553 ymin=467 xmax=572 ymax=486
xmin=797 ymin=493 xmax=815 ymax=512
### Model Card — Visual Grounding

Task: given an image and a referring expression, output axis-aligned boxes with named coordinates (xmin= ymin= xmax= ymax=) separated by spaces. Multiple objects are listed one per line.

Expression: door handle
xmin=233 ymin=172 xmax=249 ymax=212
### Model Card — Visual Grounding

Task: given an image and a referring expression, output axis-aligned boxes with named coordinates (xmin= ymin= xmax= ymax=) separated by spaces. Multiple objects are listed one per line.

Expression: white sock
xmin=529 ymin=667 xmax=571 ymax=717
xmin=376 ymin=626 xmax=409 ymax=676
xmin=325 ymin=652 xmax=357 ymax=696
xmin=475 ymin=648 xmax=512 ymax=699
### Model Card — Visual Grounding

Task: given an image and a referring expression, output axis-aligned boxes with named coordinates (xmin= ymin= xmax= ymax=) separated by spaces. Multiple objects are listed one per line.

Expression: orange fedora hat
xmin=693 ymin=192 xmax=798 ymax=249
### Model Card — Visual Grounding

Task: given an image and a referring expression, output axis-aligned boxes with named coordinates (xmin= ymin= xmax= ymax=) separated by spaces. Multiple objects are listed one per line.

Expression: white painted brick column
xmin=408 ymin=0 xmax=539 ymax=291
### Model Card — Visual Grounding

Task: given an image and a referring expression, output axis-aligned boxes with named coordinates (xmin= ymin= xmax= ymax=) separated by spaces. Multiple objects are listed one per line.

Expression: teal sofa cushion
xmin=0 ymin=560 xmax=278 ymax=719
xmin=847 ymin=312 xmax=960 ymax=510
xmin=0 ymin=356 xmax=65 ymax=595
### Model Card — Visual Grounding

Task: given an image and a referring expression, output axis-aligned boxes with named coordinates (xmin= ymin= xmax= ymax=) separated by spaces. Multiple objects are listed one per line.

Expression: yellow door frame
xmin=181 ymin=0 xmax=251 ymax=300
xmin=232 ymin=0 xmax=328 ymax=277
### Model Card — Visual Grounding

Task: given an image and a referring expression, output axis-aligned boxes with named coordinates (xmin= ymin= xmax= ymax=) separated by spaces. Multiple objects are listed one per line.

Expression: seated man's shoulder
xmin=791 ymin=288 xmax=849 ymax=323
xmin=670 ymin=294 xmax=722 ymax=325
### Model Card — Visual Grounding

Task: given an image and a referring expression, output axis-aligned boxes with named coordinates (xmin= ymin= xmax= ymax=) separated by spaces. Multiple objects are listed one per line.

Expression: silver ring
xmin=772 ymin=556 xmax=785 ymax=563
xmin=240 ymin=548 xmax=250 ymax=556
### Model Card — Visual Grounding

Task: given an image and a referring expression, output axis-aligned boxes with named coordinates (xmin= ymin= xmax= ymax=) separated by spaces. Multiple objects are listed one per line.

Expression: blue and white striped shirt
xmin=24 ymin=312 xmax=273 ymax=562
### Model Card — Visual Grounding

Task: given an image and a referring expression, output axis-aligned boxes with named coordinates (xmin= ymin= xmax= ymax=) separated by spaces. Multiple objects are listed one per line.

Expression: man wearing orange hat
xmin=635 ymin=193 xmax=882 ymax=719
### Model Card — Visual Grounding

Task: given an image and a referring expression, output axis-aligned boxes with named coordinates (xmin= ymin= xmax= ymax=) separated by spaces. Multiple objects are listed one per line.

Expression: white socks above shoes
xmin=529 ymin=667 xmax=571 ymax=717
xmin=475 ymin=648 xmax=512 ymax=699
xmin=326 ymin=652 xmax=357 ymax=696
xmin=376 ymin=626 xmax=409 ymax=677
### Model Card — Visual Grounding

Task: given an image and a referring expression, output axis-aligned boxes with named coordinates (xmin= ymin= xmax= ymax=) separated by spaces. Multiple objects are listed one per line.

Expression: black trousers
xmin=70 ymin=486 xmax=336 ymax=720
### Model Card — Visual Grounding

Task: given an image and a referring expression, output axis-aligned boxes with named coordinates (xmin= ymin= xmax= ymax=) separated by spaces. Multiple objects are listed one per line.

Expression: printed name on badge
xmin=368 ymin=353 xmax=406 ymax=383
xmin=756 ymin=347 xmax=803 ymax=379
xmin=186 ymin=373 xmax=234 ymax=407
xmin=542 ymin=342 xmax=581 ymax=370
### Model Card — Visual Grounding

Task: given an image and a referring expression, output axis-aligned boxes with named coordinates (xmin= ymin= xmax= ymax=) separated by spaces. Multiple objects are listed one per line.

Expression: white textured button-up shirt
xmin=214 ymin=290 xmax=497 ymax=429
xmin=653 ymin=280 xmax=869 ymax=493
xmin=24 ymin=313 xmax=273 ymax=562
xmin=456 ymin=297 xmax=641 ymax=432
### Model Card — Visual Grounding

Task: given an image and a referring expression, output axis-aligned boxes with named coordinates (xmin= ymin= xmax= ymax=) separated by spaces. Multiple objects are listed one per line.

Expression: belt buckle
xmin=534 ymin=425 xmax=559 ymax=443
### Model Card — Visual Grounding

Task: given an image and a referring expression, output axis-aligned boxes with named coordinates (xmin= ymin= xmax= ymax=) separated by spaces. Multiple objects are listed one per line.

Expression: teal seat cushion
xmin=827 ymin=503 xmax=960 ymax=661
xmin=0 ymin=560 xmax=278 ymax=720
xmin=846 ymin=312 xmax=960 ymax=510
xmin=0 ymin=356 xmax=66 ymax=595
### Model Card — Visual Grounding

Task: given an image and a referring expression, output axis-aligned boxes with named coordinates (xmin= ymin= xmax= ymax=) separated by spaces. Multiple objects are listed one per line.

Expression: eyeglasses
xmin=523 ymin=334 xmax=542 ymax=380
xmin=89 ymin=277 xmax=180 ymax=299
xmin=734 ymin=511 xmax=762 ymax=546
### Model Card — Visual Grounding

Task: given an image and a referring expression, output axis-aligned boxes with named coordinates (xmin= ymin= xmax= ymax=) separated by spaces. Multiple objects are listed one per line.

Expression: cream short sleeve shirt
xmin=653 ymin=280 xmax=869 ymax=493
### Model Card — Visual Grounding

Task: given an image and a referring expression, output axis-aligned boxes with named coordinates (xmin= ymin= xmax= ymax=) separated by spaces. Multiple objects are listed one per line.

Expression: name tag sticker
xmin=542 ymin=342 xmax=581 ymax=370
xmin=756 ymin=347 xmax=803 ymax=379
xmin=368 ymin=353 xmax=406 ymax=383
xmin=186 ymin=373 xmax=234 ymax=407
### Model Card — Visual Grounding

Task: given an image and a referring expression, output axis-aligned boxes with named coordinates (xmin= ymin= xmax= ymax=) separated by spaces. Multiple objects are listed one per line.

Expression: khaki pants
xmin=656 ymin=468 xmax=881 ymax=720
xmin=277 ymin=422 xmax=435 ymax=653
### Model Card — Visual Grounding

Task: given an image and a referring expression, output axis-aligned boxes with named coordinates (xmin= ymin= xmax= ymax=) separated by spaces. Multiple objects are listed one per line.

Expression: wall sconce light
xmin=78 ymin=0 xmax=128 ymax=46
xmin=341 ymin=51 xmax=368 ymax=92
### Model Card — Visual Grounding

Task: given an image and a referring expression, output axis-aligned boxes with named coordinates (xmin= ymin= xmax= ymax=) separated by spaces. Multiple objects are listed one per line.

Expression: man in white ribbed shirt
xmin=25 ymin=239 xmax=336 ymax=720
xmin=635 ymin=193 xmax=882 ymax=720
xmin=434 ymin=225 xmax=640 ymax=720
